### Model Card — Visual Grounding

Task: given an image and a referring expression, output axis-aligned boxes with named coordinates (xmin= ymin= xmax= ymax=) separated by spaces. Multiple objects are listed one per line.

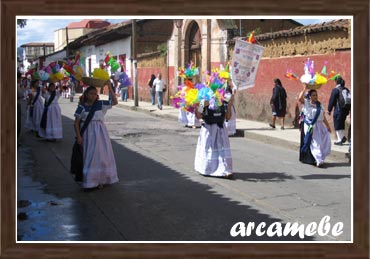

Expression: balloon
xmin=111 ymin=62 xmax=120 ymax=73
xmin=55 ymin=72 xmax=64 ymax=80
xmin=39 ymin=70 xmax=50 ymax=81
xmin=104 ymin=53 xmax=110 ymax=64
xmin=246 ymin=31 xmax=256 ymax=44
xmin=285 ymin=69 xmax=299 ymax=80
xmin=63 ymin=64 xmax=75 ymax=75
xmin=118 ymin=71 xmax=132 ymax=87
xmin=32 ymin=71 xmax=40 ymax=80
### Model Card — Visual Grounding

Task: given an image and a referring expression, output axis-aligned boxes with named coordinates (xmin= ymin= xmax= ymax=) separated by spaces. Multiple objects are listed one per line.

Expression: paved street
xmin=17 ymin=96 xmax=351 ymax=242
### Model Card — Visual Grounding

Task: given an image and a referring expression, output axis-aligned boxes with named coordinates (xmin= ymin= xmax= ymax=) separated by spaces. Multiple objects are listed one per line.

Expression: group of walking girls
xmin=24 ymin=79 xmax=63 ymax=141
xmin=268 ymin=76 xmax=350 ymax=168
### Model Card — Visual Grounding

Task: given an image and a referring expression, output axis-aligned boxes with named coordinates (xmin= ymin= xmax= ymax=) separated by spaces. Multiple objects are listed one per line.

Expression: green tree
xmin=17 ymin=19 xmax=27 ymax=28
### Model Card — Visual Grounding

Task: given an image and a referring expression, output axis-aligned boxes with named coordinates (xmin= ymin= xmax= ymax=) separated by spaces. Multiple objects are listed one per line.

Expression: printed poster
xmin=231 ymin=39 xmax=264 ymax=90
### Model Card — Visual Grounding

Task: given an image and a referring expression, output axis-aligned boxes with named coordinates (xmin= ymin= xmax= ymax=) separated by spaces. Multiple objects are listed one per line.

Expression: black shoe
xmin=269 ymin=123 xmax=275 ymax=129
xmin=341 ymin=136 xmax=347 ymax=144
xmin=281 ymin=126 xmax=285 ymax=130
xmin=334 ymin=141 xmax=343 ymax=146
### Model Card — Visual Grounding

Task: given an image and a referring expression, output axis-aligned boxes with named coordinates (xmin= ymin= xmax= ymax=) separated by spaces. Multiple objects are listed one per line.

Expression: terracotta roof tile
xmin=20 ymin=42 xmax=54 ymax=47
xmin=254 ymin=19 xmax=349 ymax=41
xmin=67 ymin=19 xmax=110 ymax=29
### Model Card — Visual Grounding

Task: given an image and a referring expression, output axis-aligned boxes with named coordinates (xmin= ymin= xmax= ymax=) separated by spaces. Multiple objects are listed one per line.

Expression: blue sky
xmin=16 ymin=18 xmax=126 ymax=47
xmin=16 ymin=17 xmax=341 ymax=48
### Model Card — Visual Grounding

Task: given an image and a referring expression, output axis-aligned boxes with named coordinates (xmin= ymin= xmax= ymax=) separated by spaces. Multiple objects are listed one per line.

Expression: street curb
xmin=117 ymin=103 xmax=177 ymax=121
xmin=235 ymin=130 xmax=348 ymax=162
xmin=116 ymin=103 xmax=349 ymax=162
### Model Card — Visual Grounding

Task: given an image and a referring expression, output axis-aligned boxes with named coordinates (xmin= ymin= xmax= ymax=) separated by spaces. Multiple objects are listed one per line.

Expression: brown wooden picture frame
xmin=2 ymin=0 xmax=369 ymax=258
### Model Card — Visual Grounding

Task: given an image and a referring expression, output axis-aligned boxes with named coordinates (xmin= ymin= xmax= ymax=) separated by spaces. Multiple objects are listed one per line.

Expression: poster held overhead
xmin=231 ymin=39 xmax=264 ymax=91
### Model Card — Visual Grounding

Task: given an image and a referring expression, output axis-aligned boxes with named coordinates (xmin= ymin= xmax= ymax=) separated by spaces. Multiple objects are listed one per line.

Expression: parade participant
xmin=327 ymin=76 xmax=351 ymax=145
xmin=269 ymin=78 xmax=287 ymax=130
xmin=38 ymin=83 xmax=63 ymax=141
xmin=298 ymin=84 xmax=331 ymax=167
xmin=17 ymin=73 xmax=23 ymax=144
xmin=24 ymin=79 xmax=44 ymax=135
xmin=186 ymin=111 xmax=201 ymax=128
xmin=194 ymin=94 xmax=234 ymax=178
xmin=224 ymin=79 xmax=237 ymax=136
xmin=73 ymin=83 xmax=119 ymax=191
xmin=178 ymin=108 xmax=189 ymax=127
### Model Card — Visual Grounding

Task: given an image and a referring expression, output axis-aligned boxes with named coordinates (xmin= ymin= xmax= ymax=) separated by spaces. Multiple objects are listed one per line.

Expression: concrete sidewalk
xmin=102 ymin=95 xmax=349 ymax=160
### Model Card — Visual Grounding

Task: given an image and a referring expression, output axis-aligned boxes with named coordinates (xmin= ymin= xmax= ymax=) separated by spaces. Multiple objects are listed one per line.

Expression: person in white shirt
xmin=152 ymin=73 xmax=166 ymax=110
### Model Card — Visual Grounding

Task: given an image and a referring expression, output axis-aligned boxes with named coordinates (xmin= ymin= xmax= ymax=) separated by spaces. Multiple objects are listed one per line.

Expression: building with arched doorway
xmin=167 ymin=19 xmax=301 ymax=89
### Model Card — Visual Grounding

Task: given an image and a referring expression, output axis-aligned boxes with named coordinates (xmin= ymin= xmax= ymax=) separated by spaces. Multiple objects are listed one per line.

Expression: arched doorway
xmin=185 ymin=21 xmax=202 ymax=73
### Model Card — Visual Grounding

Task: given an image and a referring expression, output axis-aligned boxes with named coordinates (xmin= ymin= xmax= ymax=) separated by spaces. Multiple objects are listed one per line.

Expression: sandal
xmin=224 ymin=173 xmax=233 ymax=179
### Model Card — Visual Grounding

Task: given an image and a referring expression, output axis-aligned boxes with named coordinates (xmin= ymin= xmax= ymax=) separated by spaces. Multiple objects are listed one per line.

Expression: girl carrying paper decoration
xmin=38 ymin=83 xmax=63 ymax=141
xmin=298 ymin=83 xmax=331 ymax=167
xmin=73 ymin=83 xmax=119 ymax=191
xmin=194 ymin=91 xmax=235 ymax=178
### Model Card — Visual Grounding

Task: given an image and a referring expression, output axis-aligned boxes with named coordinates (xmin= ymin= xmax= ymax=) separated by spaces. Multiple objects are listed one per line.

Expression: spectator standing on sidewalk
xmin=298 ymin=84 xmax=331 ymax=167
xmin=148 ymin=74 xmax=156 ymax=105
xmin=119 ymin=80 xmax=128 ymax=102
xmin=327 ymin=76 xmax=350 ymax=145
xmin=269 ymin=78 xmax=287 ymax=130
xmin=194 ymin=94 xmax=234 ymax=179
xmin=74 ymin=83 xmax=119 ymax=191
xmin=153 ymin=73 xmax=166 ymax=110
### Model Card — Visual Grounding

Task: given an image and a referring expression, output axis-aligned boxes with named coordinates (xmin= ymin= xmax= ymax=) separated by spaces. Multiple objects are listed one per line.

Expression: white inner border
xmin=15 ymin=15 xmax=353 ymax=244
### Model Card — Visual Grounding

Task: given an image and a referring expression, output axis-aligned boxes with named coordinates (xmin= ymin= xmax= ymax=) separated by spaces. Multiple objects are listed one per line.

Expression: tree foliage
xmin=17 ymin=19 xmax=27 ymax=28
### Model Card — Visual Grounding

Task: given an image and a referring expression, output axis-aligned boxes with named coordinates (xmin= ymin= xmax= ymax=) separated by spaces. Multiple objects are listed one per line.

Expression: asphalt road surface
xmin=17 ymin=97 xmax=351 ymax=242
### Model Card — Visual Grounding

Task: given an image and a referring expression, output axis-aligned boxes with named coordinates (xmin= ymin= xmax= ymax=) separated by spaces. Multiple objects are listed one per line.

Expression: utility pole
xmin=66 ymin=26 xmax=69 ymax=58
xmin=175 ymin=19 xmax=183 ymax=90
xmin=132 ymin=19 xmax=138 ymax=107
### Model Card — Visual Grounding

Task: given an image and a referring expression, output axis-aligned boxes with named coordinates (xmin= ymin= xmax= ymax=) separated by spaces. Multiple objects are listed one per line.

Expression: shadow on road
xmin=300 ymin=174 xmax=351 ymax=180
xmin=232 ymin=172 xmax=295 ymax=182
xmin=17 ymin=114 xmax=315 ymax=242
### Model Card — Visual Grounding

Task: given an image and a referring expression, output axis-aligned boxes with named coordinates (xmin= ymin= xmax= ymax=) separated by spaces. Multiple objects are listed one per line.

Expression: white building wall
xmin=54 ymin=28 xmax=98 ymax=51
xmin=78 ymin=37 xmax=132 ymax=78
xmin=44 ymin=50 xmax=67 ymax=64
xmin=210 ymin=19 xmax=228 ymax=64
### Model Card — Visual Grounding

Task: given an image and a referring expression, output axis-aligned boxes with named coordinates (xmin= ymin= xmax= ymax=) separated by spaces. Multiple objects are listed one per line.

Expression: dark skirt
xmin=271 ymin=102 xmax=286 ymax=117
xmin=333 ymin=109 xmax=349 ymax=130
xmin=299 ymin=122 xmax=316 ymax=165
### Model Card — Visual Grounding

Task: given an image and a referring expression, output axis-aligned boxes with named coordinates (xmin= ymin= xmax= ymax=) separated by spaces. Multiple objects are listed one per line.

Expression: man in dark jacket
xmin=327 ymin=76 xmax=350 ymax=145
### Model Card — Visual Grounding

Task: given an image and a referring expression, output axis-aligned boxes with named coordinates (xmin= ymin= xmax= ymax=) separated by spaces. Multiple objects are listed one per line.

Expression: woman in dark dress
xmin=269 ymin=78 xmax=287 ymax=129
